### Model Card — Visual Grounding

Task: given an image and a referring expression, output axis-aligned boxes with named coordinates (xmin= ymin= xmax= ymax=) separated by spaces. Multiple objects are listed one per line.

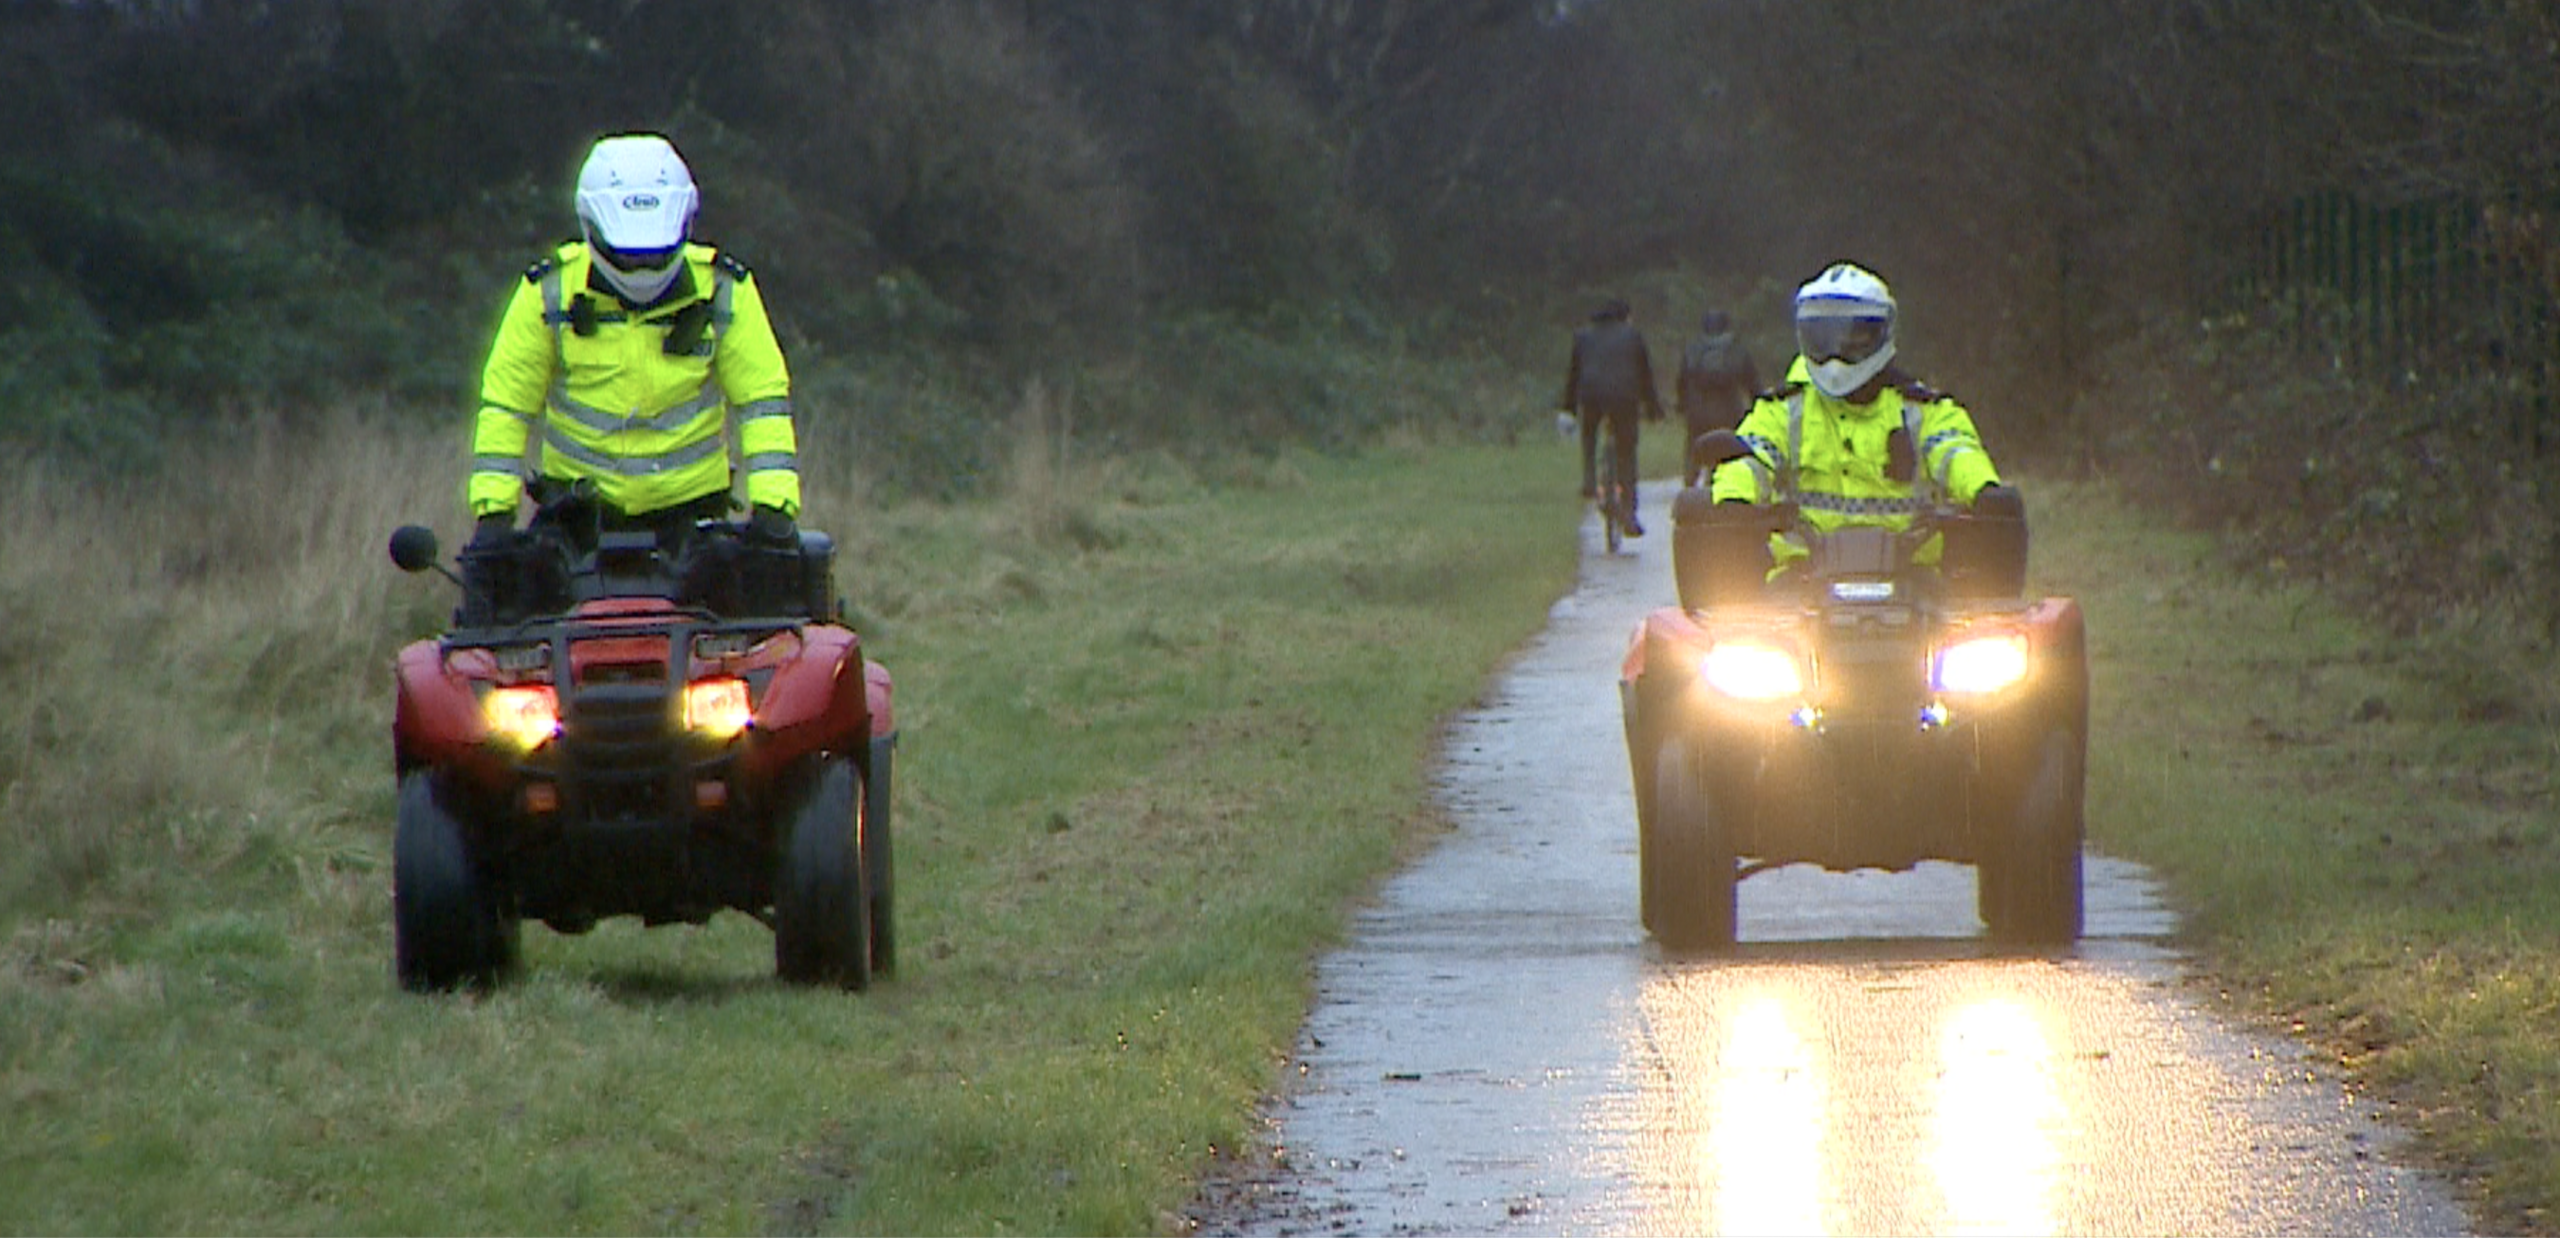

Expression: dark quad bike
xmin=1618 ymin=431 xmax=2087 ymax=953
xmin=387 ymin=483 xmax=896 ymax=992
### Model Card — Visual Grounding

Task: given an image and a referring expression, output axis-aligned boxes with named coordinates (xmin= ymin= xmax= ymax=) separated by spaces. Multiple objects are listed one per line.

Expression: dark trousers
xmin=1579 ymin=400 xmax=1641 ymax=504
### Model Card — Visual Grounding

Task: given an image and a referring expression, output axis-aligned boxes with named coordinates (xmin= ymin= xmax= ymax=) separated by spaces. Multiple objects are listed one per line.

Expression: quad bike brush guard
xmin=387 ymin=503 xmax=895 ymax=992
xmin=1619 ymin=431 xmax=2088 ymax=952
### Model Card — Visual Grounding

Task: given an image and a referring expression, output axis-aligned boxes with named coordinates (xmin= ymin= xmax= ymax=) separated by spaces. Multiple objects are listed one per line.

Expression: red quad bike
xmin=387 ymin=480 xmax=896 ymax=992
xmin=1619 ymin=430 xmax=2087 ymax=952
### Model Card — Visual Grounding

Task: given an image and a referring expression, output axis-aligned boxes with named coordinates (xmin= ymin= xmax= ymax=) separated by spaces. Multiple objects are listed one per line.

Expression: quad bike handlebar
xmin=388 ymin=479 xmax=841 ymax=631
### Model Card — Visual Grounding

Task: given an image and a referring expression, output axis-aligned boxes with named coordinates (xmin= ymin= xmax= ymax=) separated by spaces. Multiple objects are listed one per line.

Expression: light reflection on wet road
xmin=1197 ymin=489 xmax=2472 ymax=1237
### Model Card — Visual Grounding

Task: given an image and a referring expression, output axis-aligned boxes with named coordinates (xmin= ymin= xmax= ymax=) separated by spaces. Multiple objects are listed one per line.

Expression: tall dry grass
xmin=0 ymin=389 xmax=1130 ymax=932
xmin=0 ymin=409 xmax=461 ymax=923
xmin=994 ymin=376 xmax=1132 ymax=555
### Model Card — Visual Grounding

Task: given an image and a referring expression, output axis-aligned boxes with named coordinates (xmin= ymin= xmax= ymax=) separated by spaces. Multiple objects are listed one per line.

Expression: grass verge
xmin=2044 ymin=479 xmax=2560 ymax=1236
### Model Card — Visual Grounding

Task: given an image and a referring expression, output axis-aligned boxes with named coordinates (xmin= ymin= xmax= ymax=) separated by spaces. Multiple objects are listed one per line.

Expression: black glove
xmin=468 ymin=511 xmax=515 ymax=551
xmin=747 ymin=503 xmax=798 ymax=547
xmin=1971 ymin=484 xmax=2024 ymax=520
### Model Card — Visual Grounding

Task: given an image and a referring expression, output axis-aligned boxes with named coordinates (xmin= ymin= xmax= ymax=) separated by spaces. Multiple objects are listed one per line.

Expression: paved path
xmin=1192 ymin=487 xmax=2473 ymax=1237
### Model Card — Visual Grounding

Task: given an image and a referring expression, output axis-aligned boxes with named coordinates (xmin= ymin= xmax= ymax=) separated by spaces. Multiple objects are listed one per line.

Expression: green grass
xmin=2040 ymin=478 xmax=2560 ymax=1235
xmin=0 ymin=413 xmax=1593 ymax=1234
xmin=6 ymin=407 xmax=2559 ymax=1234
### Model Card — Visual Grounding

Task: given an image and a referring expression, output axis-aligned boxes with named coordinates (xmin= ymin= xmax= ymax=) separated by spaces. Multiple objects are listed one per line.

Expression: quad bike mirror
xmin=389 ymin=525 xmax=442 ymax=573
xmin=1941 ymin=490 xmax=2029 ymax=599
xmin=1691 ymin=429 xmax=1756 ymax=469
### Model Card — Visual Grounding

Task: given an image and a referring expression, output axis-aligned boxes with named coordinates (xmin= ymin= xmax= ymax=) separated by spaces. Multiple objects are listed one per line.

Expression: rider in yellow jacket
xmin=1709 ymin=263 xmax=2015 ymax=571
xmin=468 ymin=133 xmax=800 ymax=548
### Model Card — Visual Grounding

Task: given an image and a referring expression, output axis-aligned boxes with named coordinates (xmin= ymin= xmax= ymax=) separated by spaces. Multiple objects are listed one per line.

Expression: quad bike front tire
xmin=393 ymin=772 xmax=518 ymax=992
xmin=1649 ymin=735 xmax=1737 ymax=952
xmin=1624 ymin=687 xmax=1663 ymax=937
xmin=861 ymin=736 xmax=898 ymax=978
xmin=774 ymin=756 xmax=874 ymax=990
xmin=1981 ymin=727 xmax=2085 ymax=946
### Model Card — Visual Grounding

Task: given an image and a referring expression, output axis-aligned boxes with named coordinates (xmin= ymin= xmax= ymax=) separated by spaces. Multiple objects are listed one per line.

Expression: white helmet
xmin=1794 ymin=262 xmax=1897 ymax=398
xmin=575 ymin=134 xmax=698 ymax=304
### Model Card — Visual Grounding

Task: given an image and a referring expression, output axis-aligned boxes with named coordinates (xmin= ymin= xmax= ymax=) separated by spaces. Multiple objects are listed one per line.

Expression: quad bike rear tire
xmin=774 ymin=756 xmax=874 ymax=990
xmin=1980 ymin=727 xmax=2085 ymax=946
xmin=1649 ymin=736 xmax=1737 ymax=952
xmin=393 ymin=772 xmax=519 ymax=992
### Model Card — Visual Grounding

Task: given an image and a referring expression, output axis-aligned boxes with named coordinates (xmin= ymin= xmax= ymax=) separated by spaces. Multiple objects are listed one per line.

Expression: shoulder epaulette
xmin=524 ymin=239 xmax=583 ymax=283
xmin=1758 ymin=381 xmax=1805 ymax=402
xmin=1896 ymin=378 xmax=1951 ymax=403
xmin=713 ymin=251 xmax=751 ymax=281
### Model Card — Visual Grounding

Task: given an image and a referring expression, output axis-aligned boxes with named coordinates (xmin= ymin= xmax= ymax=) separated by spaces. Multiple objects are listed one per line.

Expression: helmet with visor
xmin=1794 ymin=262 xmax=1897 ymax=398
xmin=575 ymin=134 xmax=699 ymax=304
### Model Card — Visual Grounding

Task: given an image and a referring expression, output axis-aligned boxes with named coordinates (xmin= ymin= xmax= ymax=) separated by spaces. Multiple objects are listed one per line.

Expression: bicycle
xmin=1595 ymin=415 xmax=1632 ymax=554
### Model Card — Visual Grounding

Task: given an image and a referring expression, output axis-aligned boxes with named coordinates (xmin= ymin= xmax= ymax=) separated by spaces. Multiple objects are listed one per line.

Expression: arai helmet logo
xmin=621 ymin=193 xmax=661 ymax=211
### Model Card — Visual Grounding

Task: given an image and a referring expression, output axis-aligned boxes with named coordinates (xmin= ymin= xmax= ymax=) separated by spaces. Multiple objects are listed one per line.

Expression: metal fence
xmin=2241 ymin=191 xmax=2560 ymax=452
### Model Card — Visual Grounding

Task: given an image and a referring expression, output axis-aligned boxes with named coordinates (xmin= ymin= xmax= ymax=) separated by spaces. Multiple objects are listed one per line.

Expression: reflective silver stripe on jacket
xmin=1921 ymin=427 xmax=1977 ymax=495
xmin=709 ymin=265 xmax=735 ymax=334
xmin=1736 ymin=431 xmax=1783 ymax=504
xmin=471 ymin=454 xmax=523 ymax=476
xmin=1740 ymin=458 xmax=1773 ymax=503
xmin=540 ymin=426 xmax=728 ymax=476
xmin=546 ymin=379 xmax=724 ymax=437
xmin=733 ymin=398 xmax=791 ymax=423
xmin=1784 ymin=393 xmax=1808 ymax=504
xmin=1902 ymin=399 xmax=1938 ymax=508
xmin=740 ymin=451 xmax=796 ymax=474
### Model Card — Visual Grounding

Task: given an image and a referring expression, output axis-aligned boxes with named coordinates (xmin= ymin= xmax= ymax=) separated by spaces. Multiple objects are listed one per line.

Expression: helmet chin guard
xmin=1795 ymin=262 xmax=1897 ymax=398
xmin=585 ymin=230 xmax=685 ymax=304
xmin=1805 ymin=344 xmax=1896 ymax=398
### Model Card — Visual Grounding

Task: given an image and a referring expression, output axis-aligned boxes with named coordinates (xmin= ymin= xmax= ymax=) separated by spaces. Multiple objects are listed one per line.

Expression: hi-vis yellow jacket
xmin=470 ymin=240 xmax=798 ymax=519
xmin=1708 ymin=358 xmax=2000 ymax=568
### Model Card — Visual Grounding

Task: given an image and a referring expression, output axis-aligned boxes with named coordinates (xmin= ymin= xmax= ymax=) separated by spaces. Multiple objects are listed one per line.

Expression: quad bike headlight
xmin=1700 ymin=641 xmax=1804 ymax=701
xmin=1934 ymin=633 xmax=2030 ymax=694
xmin=482 ymin=685 xmax=561 ymax=750
xmin=682 ymin=676 xmax=754 ymax=739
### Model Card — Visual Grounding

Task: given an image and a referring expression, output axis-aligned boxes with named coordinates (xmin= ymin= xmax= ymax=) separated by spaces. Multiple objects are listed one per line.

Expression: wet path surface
xmin=1194 ymin=487 xmax=2472 ymax=1237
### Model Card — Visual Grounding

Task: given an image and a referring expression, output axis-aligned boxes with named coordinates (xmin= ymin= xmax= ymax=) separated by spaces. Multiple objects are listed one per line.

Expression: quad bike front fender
xmin=392 ymin=639 xmax=508 ymax=782
xmin=733 ymin=625 xmax=886 ymax=781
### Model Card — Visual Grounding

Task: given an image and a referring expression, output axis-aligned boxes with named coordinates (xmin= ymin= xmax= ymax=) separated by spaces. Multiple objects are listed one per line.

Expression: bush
xmin=758 ymin=1 xmax=1144 ymax=345
xmin=2083 ymin=292 xmax=2560 ymax=643
xmin=0 ymin=146 xmax=483 ymax=450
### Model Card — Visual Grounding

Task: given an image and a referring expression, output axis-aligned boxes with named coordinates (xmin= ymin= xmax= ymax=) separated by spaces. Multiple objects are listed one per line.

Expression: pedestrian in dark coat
xmin=1676 ymin=308 xmax=1761 ymax=485
xmin=1557 ymin=298 xmax=1665 ymax=533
